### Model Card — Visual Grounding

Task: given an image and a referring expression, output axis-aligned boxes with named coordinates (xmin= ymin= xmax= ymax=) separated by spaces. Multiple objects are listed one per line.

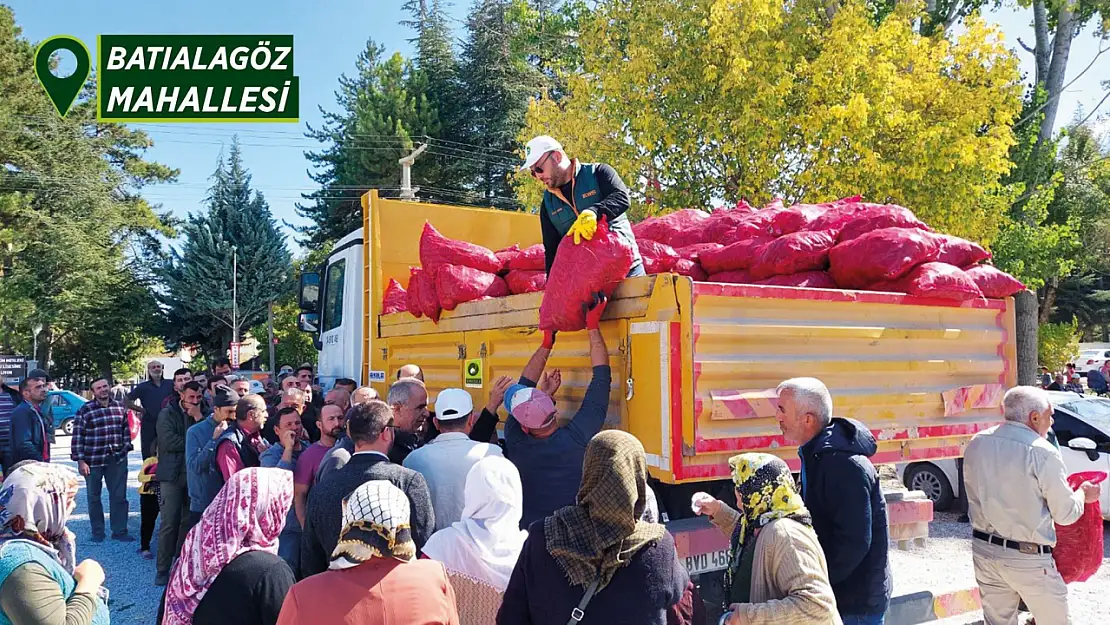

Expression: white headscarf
xmin=421 ymin=456 xmax=528 ymax=592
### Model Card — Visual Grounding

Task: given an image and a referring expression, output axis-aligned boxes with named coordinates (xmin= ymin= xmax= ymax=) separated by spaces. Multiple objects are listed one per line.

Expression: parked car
xmin=1076 ymin=348 xmax=1110 ymax=377
xmin=47 ymin=389 xmax=87 ymax=436
xmin=896 ymin=391 xmax=1110 ymax=520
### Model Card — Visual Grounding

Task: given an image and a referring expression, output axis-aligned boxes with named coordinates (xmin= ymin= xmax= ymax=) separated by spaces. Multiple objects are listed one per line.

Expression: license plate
xmin=684 ymin=548 xmax=729 ymax=575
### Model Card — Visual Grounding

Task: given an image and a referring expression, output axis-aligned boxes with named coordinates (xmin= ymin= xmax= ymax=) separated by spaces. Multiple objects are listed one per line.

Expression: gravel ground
xmin=880 ymin=466 xmax=1110 ymax=625
xmin=51 ymin=436 xmax=160 ymax=625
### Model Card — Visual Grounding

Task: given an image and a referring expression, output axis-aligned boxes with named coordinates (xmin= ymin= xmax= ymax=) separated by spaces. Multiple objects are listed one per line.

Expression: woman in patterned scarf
xmin=0 ymin=461 xmax=109 ymax=625
xmin=275 ymin=481 xmax=460 ymax=625
xmin=497 ymin=430 xmax=701 ymax=625
xmin=693 ymin=453 xmax=841 ymax=625
xmin=161 ymin=467 xmax=295 ymax=625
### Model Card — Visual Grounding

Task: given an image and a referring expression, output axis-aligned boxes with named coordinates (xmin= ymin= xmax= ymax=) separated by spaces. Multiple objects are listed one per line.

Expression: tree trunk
xmin=1037 ymin=4 xmax=1075 ymax=147
xmin=1032 ymin=0 xmax=1050 ymax=82
xmin=1015 ymin=289 xmax=1040 ymax=385
xmin=1038 ymin=278 xmax=1059 ymax=324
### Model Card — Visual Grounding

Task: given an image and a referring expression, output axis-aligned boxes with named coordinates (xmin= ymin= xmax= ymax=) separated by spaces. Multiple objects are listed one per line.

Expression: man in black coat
xmin=776 ymin=377 xmax=892 ymax=624
xmin=300 ymin=399 xmax=435 ymax=578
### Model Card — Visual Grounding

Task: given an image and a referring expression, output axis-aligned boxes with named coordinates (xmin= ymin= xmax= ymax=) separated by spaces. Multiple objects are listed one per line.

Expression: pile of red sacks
xmin=632 ymin=198 xmax=1025 ymax=301
xmin=382 ymin=223 xmax=548 ymax=322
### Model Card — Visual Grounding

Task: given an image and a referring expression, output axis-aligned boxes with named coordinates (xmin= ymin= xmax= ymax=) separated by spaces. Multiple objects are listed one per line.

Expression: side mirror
xmin=298 ymin=272 xmax=321 ymax=313
xmin=297 ymin=312 xmax=320 ymax=334
xmin=1068 ymin=437 xmax=1097 ymax=451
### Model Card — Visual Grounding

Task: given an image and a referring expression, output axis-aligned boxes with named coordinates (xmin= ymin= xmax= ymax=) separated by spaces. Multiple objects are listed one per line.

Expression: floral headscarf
xmin=0 ymin=462 xmax=80 ymax=573
xmin=725 ymin=454 xmax=810 ymax=592
xmin=330 ymin=480 xmax=416 ymax=569
xmin=163 ymin=468 xmax=293 ymax=625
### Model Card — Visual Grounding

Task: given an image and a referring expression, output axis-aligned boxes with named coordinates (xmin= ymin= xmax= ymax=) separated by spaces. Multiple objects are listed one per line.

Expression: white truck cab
xmin=298 ymin=228 xmax=365 ymax=390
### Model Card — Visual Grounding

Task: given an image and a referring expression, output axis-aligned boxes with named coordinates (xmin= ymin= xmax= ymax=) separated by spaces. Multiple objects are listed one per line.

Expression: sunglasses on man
xmin=530 ymin=151 xmax=555 ymax=176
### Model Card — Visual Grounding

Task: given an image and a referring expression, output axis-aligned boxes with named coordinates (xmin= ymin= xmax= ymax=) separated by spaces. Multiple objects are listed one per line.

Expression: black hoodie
xmin=799 ymin=417 xmax=892 ymax=617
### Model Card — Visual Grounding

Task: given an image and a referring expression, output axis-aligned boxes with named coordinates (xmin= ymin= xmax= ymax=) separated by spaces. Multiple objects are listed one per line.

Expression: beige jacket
xmin=711 ymin=506 xmax=843 ymax=625
xmin=964 ymin=421 xmax=1085 ymax=546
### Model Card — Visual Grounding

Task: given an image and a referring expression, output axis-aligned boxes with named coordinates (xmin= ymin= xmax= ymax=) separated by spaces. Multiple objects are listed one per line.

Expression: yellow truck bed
xmin=363 ymin=191 xmax=1018 ymax=485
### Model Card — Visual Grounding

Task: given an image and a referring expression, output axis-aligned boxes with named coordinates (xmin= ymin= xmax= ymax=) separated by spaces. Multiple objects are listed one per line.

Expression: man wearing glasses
xmin=521 ymin=135 xmax=644 ymax=277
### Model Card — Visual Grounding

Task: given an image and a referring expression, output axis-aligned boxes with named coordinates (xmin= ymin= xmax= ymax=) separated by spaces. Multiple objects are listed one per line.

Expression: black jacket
xmin=300 ymin=451 xmax=435 ymax=578
xmin=799 ymin=417 xmax=891 ymax=617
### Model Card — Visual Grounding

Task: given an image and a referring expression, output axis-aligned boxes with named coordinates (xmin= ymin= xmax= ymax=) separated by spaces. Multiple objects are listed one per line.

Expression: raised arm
xmin=520 ymin=331 xmax=556 ymax=385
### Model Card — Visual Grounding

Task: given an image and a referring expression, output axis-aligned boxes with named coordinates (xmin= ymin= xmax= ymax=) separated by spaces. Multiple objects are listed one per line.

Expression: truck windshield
xmin=323 ymin=259 xmax=345 ymax=332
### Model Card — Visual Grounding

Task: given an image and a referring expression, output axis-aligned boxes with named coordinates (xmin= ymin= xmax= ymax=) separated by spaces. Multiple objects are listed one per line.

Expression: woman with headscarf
xmin=161 ymin=467 xmax=295 ymax=625
xmin=0 ymin=461 xmax=109 ymax=625
xmin=276 ymin=480 xmax=459 ymax=625
xmin=693 ymin=453 xmax=841 ymax=625
xmin=497 ymin=430 xmax=700 ymax=625
xmin=422 ymin=456 xmax=528 ymax=624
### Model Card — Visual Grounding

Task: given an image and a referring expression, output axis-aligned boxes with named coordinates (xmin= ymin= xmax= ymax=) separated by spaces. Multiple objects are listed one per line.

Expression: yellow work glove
xmin=568 ymin=210 xmax=598 ymax=245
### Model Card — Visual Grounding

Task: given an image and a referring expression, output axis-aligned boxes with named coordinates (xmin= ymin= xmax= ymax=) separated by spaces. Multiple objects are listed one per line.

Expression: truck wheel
xmin=904 ymin=463 xmax=954 ymax=511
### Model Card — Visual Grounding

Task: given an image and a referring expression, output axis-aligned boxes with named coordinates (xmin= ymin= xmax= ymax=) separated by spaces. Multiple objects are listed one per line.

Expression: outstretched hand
xmin=567 ymin=210 xmax=598 ymax=245
xmin=542 ymin=329 xmax=557 ymax=350
xmin=486 ymin=376 xmax=513 ymax=414
xmin=584 ymin=292 xmax=609 ymax=330
xmin=539 ymin=369 xmax=562 ymax=397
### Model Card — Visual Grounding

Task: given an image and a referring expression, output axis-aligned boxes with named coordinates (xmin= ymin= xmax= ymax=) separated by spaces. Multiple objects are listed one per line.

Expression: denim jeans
xmin=842 ymin=613 xmax=885 ymax=625
xmin=278 ymin=530 xmax=301 ymax=578
xmin=85 ymin=456 xmax=129 ymax=538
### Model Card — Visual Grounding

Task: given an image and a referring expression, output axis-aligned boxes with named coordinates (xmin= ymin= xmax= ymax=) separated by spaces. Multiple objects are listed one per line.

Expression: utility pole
xmin=232 ymin=246 xmax=239 ymax=344
xmin=398 ymin=143 xmax=428 ymax=201
xmin=267 ymin=300 xmax=276 ymax=374
xmin=31 ymin=323 xmax=41 ymax=364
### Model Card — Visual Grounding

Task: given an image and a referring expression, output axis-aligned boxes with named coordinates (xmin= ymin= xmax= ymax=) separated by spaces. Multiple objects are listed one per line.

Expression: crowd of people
xmin=1041 ymin=361 xmax=1109 ymax=395
xmin=0 ymin=325 xmax=1102 ymax=624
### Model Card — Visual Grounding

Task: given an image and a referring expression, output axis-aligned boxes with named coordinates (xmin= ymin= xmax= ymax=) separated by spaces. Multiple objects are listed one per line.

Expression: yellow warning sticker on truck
xmin=464 ymin=358 xmax=483 ymax=388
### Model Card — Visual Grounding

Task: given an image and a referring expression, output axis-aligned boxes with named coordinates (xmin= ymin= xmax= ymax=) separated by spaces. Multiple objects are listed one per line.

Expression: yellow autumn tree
xmin=517 ymin=0 xmax=1023 ymax=243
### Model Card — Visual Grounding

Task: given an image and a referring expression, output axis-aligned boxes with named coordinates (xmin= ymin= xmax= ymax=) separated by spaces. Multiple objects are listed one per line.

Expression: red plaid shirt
xmin=71 ymin=398 xmax=132 ymax=466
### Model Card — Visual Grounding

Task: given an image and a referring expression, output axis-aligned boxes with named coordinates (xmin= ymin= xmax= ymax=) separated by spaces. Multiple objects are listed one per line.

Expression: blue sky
xmin=9 ymin=1 xmax=1109 ymax=255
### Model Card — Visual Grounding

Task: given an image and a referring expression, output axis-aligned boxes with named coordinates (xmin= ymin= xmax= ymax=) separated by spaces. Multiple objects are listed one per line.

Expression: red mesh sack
xmin=674 ymin=258 xmax=708 ymax=281
xmin=637 ymin=239 xmax=680 ymax=273
xmin=707 ymin=216 xmax=768 ymax=245
xmin=868 ymin=262 xmax=983 ymax=301
xmin=675 ymin=243 xmax=724 ymax=263
xmin=829 ymin=227 xmax=943 ymax=289
xmin=406 ymin=266 xmax=441 ymax=322
xmin=495 ymin=245 xmax=523 ymax=273
xmin=508 ymin=244 xmax=546 ymax=271
xmin=436 ymin=264 xmax=509 ymax=311
xmin=381 ymin=278 xmax=408 ymax=315
xmin=707 ymin=269 xmax=754 ymax=284
xmin=632 ymin=209 xmax=714 ymax=247
xmin=750 ymin=230 xmax=837 ymax=280
xmin=505 ymin=270 xmax=546 ymax=294
xmin=770 ymin=204 xmax=827 ymax=236
xmin=934 ymin=235 xmax=991 ymax=268
xmin=1054 ymin=471 xmax=1106 ymax=583
xmin=539 ymin=220 xmax=634 ymax=331
xmin=700 ymin=235 xmax=776 ymax=274
xmin=805 ymin=200 xmax=875 ymax=233
xmin=964 ymin=265 xmax=1025 ymax=298
xmin=837 ymin=204 xmax=929 ymax=242
xmin=756 ymin=271 xmax=838 ymax=289
xmin=419 ymin=222 xmax=501 ymax=274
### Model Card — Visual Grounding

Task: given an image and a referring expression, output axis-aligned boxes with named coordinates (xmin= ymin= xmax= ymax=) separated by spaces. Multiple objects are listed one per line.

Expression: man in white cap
xmin=521 ymin=135 xmax=644 ymax=276
xmin=402 ymin=388 xmax=503 ymax=531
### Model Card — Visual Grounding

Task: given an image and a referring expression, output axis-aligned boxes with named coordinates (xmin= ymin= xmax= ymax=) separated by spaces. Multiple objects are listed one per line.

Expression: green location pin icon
xmin=34 ymin=35 xmax=91 ymax=118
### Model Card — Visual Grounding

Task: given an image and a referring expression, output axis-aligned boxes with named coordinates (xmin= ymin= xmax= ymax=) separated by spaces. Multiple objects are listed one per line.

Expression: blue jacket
xmin=0 ymin=540 xmax=109 ymax=625
xmin=799 ymin=417 xmax=891 ymax=617
xmin=259 ymin=442 xmax=306 ymax=537
xmin=185 ymin=416 xmax=224 ymax=513
xmin=8 ymin=402 xmax=48 ymax=466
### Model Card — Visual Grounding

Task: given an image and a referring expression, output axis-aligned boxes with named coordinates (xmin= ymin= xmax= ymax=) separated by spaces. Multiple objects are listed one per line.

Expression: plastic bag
xmin=934 ymin=235 xmax=991 ymax=268
xmin=707 ymin=269 xmax=754 ymax=284
xmin=632 ymin=209 xmax=714 ymax=248
xmin=505 ymin=269 xmax=547 ymax=294
xmin=837 ymin=204 xmax=929 ymax=242
xmin=406 ymin=266 xmax=441 ymax=322
xmin=756 ymin=271 xmax=838 ymax=289
xmin=419 ymin=222 xmax=502 ymax=274
xmin=495 ymin=244 xmax=523 ymax=273
xmin=637 ymin=239 xmax=680 ymax=273
xmin=829 ymin=227 xmax=943 ymax=289
xmin=539 ymin=219 xmax=634 ymax=331
xmin=381 ymin=278 xmax=408 ymax=315
xmin=675 ymin=242 xmax=724 ymax=263
xmin=674 ymin=258 xmax=708 ymax=281
xmin=964 ymin=264 xmax=1025 ymax=298
xmin=1054 ymin=471 xmax=1106 ymax=583
xmin=436 ymin=264 xmax=509 ymax=311
xmin=868 ymin=262 xmax=983 ymax=301
xmin=508 ymin=244 xmax=546 ymax=271
xmin=749 ymin=229 xmax=837 ymax=280
xmin=700 ymin=235 xmax=776 ymax=274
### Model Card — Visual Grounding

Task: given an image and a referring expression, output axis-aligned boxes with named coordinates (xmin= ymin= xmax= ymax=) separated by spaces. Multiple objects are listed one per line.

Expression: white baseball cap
xmin=521 ymin=135 xmax=563 ymax=170
xmin=434 ymin=388 xmax=474 ymax=421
